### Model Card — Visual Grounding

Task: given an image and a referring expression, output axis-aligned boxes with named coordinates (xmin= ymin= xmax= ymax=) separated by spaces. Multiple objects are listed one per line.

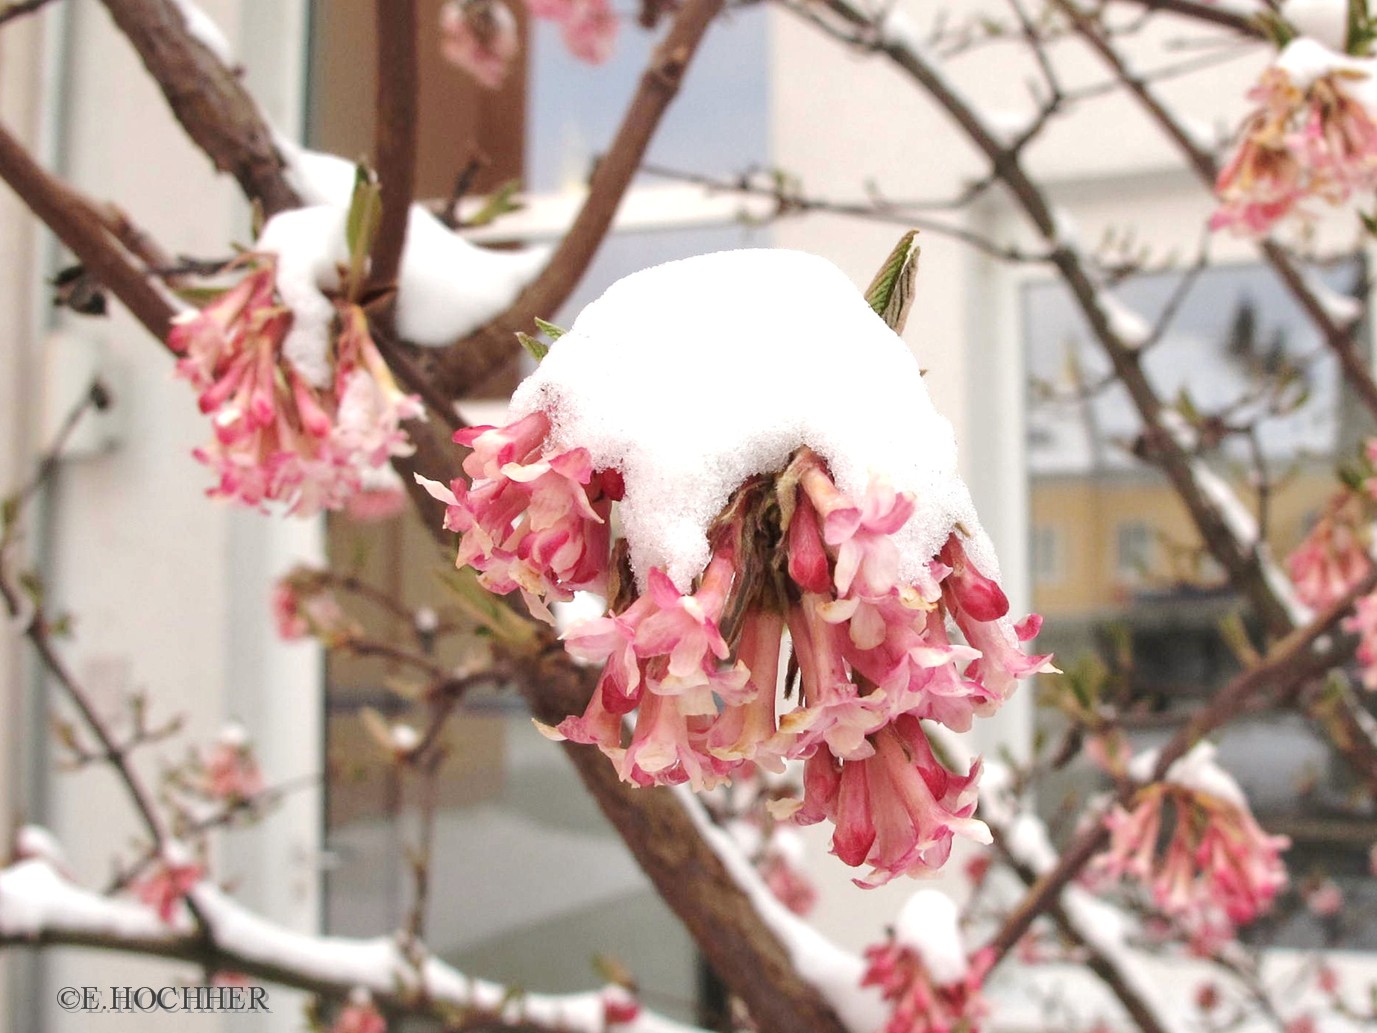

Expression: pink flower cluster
xmin=1287 ymin=493 xmax=1372 ymax=611
xmin=431 ymin=429 xmax=1052 ymax=886
xmin=861 ymin=938 xmax=990 ymax=1033
xmin=272 ymin=571 xmax=360 ymax=645
xmin=134 ymin=859 xmax=204 ymax=924
xmin=200 ymin=733 xmax=265 ymax=804
xmin=439 ymin=0 xmax=520 ymax=90
xmin=1283 ymin=490 xmax=1371 ymax=611
xmin=528 ymin=0 xmax=617 ymax=63
xmin=169 ymin=260 xmax=423 ymax=516
xmin=1213 ymin=63 xmax=1377 ymax=235
xmin=1093 ymin=779 xmax=1290 ymax=942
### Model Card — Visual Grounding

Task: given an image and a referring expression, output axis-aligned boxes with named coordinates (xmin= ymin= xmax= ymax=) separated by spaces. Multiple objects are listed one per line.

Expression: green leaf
xmin=864 ymin=230 xmax=921 ymax=333
xmin=533 ymin=317 xmax=567 ymax=340
xmin=516 ymin=332 xmax=549 ymax=363
xmin=345 ymin=164 xmax=383 ymax=293
xmin=434 ymin=565 xmax=540 ymax=654
xmin=465 ymin=178 xmax=524 ymax=228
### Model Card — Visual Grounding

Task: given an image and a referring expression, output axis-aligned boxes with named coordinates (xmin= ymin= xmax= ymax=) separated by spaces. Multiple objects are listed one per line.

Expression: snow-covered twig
xmin=0 ymin=859 xmax=705 ymax=1033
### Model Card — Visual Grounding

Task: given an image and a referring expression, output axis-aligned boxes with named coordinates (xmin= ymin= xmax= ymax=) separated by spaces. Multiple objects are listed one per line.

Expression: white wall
xmin=0 ymin=3 xmax=320 ymax=1032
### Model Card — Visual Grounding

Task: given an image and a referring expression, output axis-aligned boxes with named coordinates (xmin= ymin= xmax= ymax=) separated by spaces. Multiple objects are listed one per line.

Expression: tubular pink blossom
xmin=169 ymin=258 xmax=422 ymax=516
xmin=439 ymin=0 xmax=520 ymax=90
xmin=862 ymin=936 xmax=991 ymax=1033
xmin=439 ymin=421 xmax=1048 ymax=883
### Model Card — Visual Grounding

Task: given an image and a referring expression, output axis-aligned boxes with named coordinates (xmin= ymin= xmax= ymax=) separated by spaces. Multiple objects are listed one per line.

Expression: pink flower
xmin=523 ymin=0 xmax=617 ymax=63
xmin=169 ymin=261 xmax=422 ymax=516
xmin=862 ymin=937 xmax=990 ymax=1033
xmin=1343 ymin=591 xmax=1377 ymax=690
xmin=202 ymin=734 xmax=264 ymax=803
xmin=439 ymin=0 xmax=520 ymax=90
xmin=134 ymin=860 xmax=203 ymax=923
xmin=1304 ymin=878 xmax=1344 ymax=917
xmin=433 ymin=412 xmax=618 ymax=622
xmin=272 ymin=574 xmax=358 ymax=645
xmin=1213 ymin=61 xmax=1377 ymax=235
xmin=761 ymin=848 xmax=819 ymax=916
xmin=1287 ymin=494 xmax=1371 ymax=611
xmin=331 ymin=998 xmax=386 ymax=1033
xmin=601 ymin=985 xmax=640 ymax=1026
xmin=795 ymin=714 xmax=989 ymax=887
xmin=1093 ymin=774 xmax=1289 ymax=932
xmin=441 ymin=434 xmax=1049 ymax=884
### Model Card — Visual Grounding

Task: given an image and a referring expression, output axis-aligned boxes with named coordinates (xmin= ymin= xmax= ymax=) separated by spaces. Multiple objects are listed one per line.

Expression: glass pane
xmin=1023 ymin=259 xmax=1377 ymax=949
xmin=525 ymin=8 xmax=769 ymax=192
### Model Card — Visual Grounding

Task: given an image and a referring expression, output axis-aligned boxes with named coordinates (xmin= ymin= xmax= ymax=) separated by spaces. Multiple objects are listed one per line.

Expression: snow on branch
xmin=0 ymin=859 xmax=705 ymax=1033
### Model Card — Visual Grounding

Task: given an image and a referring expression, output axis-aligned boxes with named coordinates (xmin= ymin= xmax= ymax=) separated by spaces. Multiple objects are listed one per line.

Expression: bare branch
xmin=1109 ymin=0 xmax=1265 ymax=36
xmin=0 ymin=0 xmax=61 ymax=27
xmin=428 ymin=0 xmax=727 ymax=399
xmin=95 ymin=0 xmax=301 ymax=215
xmin=0 ymin=120 xmax=176 ymax=340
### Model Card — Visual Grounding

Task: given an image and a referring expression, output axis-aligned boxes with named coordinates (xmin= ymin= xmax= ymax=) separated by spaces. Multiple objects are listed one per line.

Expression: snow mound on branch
xmin=270 ymin=139 xmax=549 ymax=349
xmin=894 ymin=890 xmax=969 ymax=985
xmin=1128 ymin=741 xmax=1248 ymax=809
xmin=510 ymin=248 xmax=992 ymax=591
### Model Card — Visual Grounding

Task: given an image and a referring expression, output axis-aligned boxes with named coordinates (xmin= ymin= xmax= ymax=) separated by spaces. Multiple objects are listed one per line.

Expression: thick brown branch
xmin=519 ymin=648 xmax=850 ymax=1033
xmin=0 ymin=121 xmax=176 ymax=340
xmin=369 ymin=0 xmax=419 ymax=296
xmin=429 ymin=0 xmax=726 ymax=399
xmin=96 ymin=0 xmax=300 ymax=214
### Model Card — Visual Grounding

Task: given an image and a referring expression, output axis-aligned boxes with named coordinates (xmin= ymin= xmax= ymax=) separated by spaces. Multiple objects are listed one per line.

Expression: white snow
xmin=390 ymin=724 xmax=420 ymax=752
xmin=1127 ymin=741 xmax=1249 ymax=809
xmin=510 ymin=249 xmax=992 ymax=592
xmin=1283 ymin=0 xmax=1350 ymax=53
xmin=218 ymin=722 xmax=249 ymax=748
xmin=0 ymin=859 xmax=183 ymax=941
xmin=13 ymin=826 xmax=70 ymax=871
xmin=893 ymin=890 xmax=968 ymax=985
xmin=1274 ymin=37 xmax=1376 ymax=90
xmin=256 ymin=205 xmax=347 ymax=387
xmin=274 ymin=138 xmax=549 ymax=348
xmin=0 ymin=857 xmax=702 ymax=1033
xmin=170 ymin=0 xmax=235 ymax=67
xmin=1302 ymin=271 xmax=1364 ymax=326
xmin=1098 ymin=292 xmax=1152 ymax=350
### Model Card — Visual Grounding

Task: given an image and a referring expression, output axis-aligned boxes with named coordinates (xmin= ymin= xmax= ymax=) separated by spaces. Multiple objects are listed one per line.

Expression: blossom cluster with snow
xmin=423 ymin=249 xmax=1053 ymax=887
xmin=1213 ymin=31 xmax=1377 ymax=236
xmin=1090 ymin=743 xmax=1290 ymax=952
xmin=169 ymin=257 xmax=422 ymax=516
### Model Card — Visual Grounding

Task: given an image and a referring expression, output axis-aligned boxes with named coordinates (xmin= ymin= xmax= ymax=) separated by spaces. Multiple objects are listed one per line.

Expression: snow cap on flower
xmin=436 ymin=249 xmax=1052 ymax=885
xmin=1093 ymin=742 xmax=1290 ymax=933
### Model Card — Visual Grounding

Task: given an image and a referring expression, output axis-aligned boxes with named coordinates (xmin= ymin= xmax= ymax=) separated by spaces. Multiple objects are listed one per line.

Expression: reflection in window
xmin=1023 ymin=260 xmax=1377 ymax=949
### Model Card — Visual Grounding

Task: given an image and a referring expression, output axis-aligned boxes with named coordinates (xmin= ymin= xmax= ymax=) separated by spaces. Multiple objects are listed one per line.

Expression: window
xmin=1113 ymin=520 xmax=1151 ymax=582
xmin=1030 ymin=523 xmax=1063 ymax=585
